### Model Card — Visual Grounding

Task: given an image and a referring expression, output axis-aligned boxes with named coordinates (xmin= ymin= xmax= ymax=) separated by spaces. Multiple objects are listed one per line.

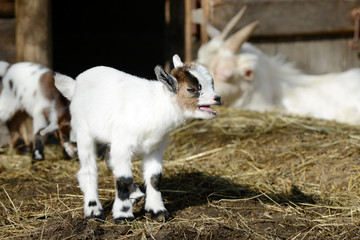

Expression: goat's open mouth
xmin=198 ymin=105 xmax=217 ymax=115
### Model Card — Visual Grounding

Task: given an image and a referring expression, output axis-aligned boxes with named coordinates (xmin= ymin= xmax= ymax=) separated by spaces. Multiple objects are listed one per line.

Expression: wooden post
xmin=200 ymin=0 xmax=209 ymax=44
xmin=15 ymin=0 xmax=52 ymax=67
xmin=184 ymin=0 xmax=192 ymax=62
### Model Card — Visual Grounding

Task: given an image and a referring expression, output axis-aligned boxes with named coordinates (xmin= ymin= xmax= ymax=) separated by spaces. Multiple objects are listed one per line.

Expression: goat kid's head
xmin=154 ymin=55 xmax=221 ymax=120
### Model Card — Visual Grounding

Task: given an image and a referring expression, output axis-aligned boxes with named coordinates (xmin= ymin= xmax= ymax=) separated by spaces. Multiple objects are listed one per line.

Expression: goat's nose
xmin=214 ymin=95 xmax=222 ymax=105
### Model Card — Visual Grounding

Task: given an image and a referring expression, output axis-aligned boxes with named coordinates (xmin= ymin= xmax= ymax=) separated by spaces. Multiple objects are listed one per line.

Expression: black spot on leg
xmin=116 ymin=177 xmax=133 ymax=201
xmin=121 ymin=206 xmax=130 ymax=212
xmin=150 ymin=173 xmax=162 ymax=191
xmin=9 ymin=79 xmax=13 ymax=90
xmin=32 ymin=136 xmax=44 ymax=160
xmin=88 ymin=201 xmax=97 ymax=207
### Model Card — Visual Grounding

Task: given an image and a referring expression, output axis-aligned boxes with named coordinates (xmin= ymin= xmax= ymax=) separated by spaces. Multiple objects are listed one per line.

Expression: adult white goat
xmin=198 ymin=6 xmax=360 ymax=125
xmin=0 ymin=61 xmax=77 ymax=159
xmin=55 ymin=55 xmax=221 ymax=222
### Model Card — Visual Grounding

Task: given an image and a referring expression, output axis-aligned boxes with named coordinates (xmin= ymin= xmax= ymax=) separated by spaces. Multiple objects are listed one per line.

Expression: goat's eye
xmin=187 ymin=88 xmax=196 ymax=93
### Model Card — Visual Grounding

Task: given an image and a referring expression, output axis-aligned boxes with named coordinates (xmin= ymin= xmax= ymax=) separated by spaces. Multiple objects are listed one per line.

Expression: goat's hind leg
xmin=0 ymin=92 xmax=25 ymax=153
xmin=77 ymin=130 xmax=105 ymax=220
xmin=6 ymin=111 xmax=29 ymax=155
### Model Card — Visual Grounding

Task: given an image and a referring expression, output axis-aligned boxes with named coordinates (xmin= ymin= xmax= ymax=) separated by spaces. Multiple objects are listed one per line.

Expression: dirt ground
xmin=1 ymin=107 xmax=360 ymax=239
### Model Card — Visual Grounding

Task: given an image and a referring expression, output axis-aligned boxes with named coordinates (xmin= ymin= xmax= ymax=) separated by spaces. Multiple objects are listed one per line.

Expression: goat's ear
xmin=173 ymin=54 xmax=184 ymax=68
xmin=154 ymin=65 xmax=178 ymax=93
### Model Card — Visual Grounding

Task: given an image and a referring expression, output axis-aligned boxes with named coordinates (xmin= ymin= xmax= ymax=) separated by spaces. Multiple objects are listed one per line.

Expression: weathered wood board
xmin=0 ymin=18 xmax=15 ymax=63
xmin=255 ymin=38 xmax=360 ymax=74
xmin=209 ymin=0 xmax=360 ymax=37
xmin=198 ymin=0 xmax=360 ymax=74
xmin=15 ymin=0 xmax=52 ymax=67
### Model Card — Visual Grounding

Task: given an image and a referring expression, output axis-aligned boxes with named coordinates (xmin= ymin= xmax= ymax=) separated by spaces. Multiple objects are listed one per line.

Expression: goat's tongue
xmin=199 ymin=106 xmax=215 ymax=113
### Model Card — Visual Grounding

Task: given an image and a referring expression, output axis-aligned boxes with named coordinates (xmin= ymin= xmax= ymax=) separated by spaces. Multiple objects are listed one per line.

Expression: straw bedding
xmin=0 ymin=106 xmax=359 ymax=239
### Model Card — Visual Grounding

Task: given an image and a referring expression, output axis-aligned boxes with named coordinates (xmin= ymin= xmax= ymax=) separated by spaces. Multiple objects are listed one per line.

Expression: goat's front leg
xmin=57 ymin=111 xmax=77 ymax=159
xmin=32 ymin=111 xmax=49 ymax=160
xmin=143 ymin=138 xmax=170 ymax=221
xmin=109 ymin=144 xmax=135 ymax=222
xmin=77 ymin=131 xmax=105 ymax=220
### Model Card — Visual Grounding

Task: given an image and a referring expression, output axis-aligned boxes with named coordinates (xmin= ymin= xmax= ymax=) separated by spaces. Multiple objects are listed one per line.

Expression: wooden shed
xmin=186 ymin=0 xmax=360 ymax=74
xmin=0 ymin=0 xmax=360 ymax=77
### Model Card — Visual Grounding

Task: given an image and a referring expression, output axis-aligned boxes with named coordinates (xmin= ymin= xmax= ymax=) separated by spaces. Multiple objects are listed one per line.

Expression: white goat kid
xmin=0 ymin=61 xmax=77 ymax=159
xmin=55 ymin=55 xmax=221 ymax=222
xmin=198 ymin=7 xmax=360 ymax=125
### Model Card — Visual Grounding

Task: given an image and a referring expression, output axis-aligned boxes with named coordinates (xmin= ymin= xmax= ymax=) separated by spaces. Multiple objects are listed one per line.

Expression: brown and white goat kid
xmin=54 ymin=55 xmax=221 ymax=222
xmin=0 ymin=61 xmax=77 ymax=160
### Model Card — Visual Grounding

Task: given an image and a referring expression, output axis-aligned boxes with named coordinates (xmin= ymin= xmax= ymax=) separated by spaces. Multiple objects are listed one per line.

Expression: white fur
xmin=55 ymin=55 xmax=220 ymax=220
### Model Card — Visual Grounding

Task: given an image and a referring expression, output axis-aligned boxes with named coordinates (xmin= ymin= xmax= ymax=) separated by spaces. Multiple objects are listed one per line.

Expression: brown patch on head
xmin=57 ymin=109 xmax=77 ymax=159
xmin=39 ymin=71 xmax=70 ymax=111
xmin=57 ymin=110 xmax=72 ymax=144
xmin=39 ymin=71 xmax=72 ymax=151
xmin=170 ymin=65 xmax=201 ymax=112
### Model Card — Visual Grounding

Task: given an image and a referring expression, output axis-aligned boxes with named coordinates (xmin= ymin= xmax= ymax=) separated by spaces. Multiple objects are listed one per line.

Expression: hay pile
xmin=0 ymin=106 xmax=360 ymax=239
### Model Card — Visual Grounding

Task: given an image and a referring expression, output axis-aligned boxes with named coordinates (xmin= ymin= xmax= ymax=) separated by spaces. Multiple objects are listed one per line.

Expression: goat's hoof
xmin=86 ymin=210 xmax=106 ymax=222
xmin=15 ymin=145 xmax=29 ymax=155
xmin=32 ymin=149 xmax=44 ymax=160
xmin=114 ymin=216 xmax=135 ymax=224
xmin=148 ymin=209 xmax=171 ymax=222
xmin=14 ymin=139 xmax=28 ymax=155
xmin=62 ymin=149 xmax=73 ymax=160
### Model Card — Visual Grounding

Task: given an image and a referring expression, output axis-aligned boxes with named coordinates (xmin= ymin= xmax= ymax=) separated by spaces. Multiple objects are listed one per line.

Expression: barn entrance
xmin=52 ymin=1 xmax=168 ymax=79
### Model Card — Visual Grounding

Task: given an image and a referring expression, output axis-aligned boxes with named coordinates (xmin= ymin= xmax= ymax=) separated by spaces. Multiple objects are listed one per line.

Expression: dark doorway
xmin=52 ymin=1 xmax=166 ymax=79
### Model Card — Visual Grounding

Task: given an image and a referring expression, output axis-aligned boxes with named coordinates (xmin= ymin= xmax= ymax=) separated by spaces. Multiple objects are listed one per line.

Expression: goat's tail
xmin=0 ymin=61 xmax=10 ymax=77
xmin=54 ymin=73 xmax=76 ymax=100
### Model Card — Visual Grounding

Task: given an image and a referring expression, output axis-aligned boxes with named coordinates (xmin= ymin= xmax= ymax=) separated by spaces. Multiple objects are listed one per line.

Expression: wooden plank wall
xmin=15 ymin=0 xmax=52 ymax=67
xmin=0 ymin=0 xmax=15 ymax=63
xmin=204 ymin=0 xmax=360 ymax=74
xmin=255 ymin=38 xmax=360 ymax=74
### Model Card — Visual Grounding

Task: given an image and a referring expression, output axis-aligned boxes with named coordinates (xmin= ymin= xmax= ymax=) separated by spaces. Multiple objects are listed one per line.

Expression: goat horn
xmin=219 ymin=5 xmax=247 ymax=41
xmin=222 ymin=20 xmax=259 ymax=53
